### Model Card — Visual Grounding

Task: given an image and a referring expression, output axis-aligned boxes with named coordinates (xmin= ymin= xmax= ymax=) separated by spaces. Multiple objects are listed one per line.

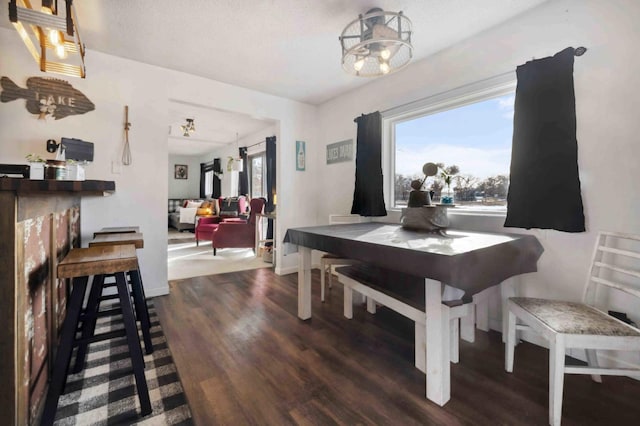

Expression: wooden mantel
xmin=0 ymin=177 xmax=115 ymax=195
xmin=0 ymin=178 xmax=115 ymax=425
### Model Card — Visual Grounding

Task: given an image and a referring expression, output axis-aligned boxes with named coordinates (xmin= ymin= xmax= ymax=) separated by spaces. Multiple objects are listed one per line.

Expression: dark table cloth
xmin=284 ymin=223 xmax=543 ymax=296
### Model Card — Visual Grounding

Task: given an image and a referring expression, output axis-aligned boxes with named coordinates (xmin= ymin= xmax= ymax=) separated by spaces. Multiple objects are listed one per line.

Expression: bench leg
xmin=366 ymin=296 xmax=376 ymax=314
xmin=343 ymin=285 xmax=353 ymax=319
xmin=460 ymin=303 xmax=475 ymax=343
xmin=450 ymin=318 xmax=460 ymax=364
xmin=320 ymin=261 xmax=326 ymax=302
xmin=415 ymin=322 xmax=426 ymax=373
xmin=474 ymin=292 xmax=490 ymax=332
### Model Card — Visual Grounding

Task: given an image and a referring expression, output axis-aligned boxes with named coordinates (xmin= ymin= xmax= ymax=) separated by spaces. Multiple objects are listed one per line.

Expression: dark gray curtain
xmin=351 ymin=111 xmax=387 ymax=216
xmin=265 ymin=136 xmax=276 ymax=244
xmin=238 ymin=147 xmax=248 ymax=196
xmin=213 ymin=158 xmax=221 ymax=198
xmin=504 ymin=47 xmax=585 ymax=232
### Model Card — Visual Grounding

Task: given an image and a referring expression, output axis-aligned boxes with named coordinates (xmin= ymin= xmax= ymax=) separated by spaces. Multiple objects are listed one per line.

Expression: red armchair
xmin=211 ymin=198 xmax=265 ymax=255
xmin=195 ymin=217 xmax=221 ymax=246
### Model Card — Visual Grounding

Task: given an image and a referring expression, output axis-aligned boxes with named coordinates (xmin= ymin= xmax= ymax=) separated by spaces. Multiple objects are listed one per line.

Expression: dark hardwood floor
xmin=154 ymin=268 xmax=640 ymax=425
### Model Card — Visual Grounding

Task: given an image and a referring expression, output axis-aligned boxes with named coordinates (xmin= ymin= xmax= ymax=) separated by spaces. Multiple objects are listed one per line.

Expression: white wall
xmin=0 ymin=27 xmax=316 ymax=295
xmin=168 ymin=154 xmax=201 ymax=198
xmin=314 ymin=0 xmax=640 ymax=349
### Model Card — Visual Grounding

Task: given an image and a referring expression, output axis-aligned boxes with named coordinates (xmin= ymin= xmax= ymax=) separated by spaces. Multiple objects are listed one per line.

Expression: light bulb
xmin=49 ymin=29 xmax=61 ymax=46
xmin=379 ymin=61 xmax=390 ymax=74
xmin=55 ymin=44 xmax=67 ymax=59
xmin=354 ymin=58 xmax=365 ymax=72
xmin=380 ymin=48 xmax=391 ymax=60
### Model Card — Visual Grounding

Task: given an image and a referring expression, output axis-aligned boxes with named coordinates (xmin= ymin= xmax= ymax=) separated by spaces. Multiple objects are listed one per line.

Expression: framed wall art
xmin=174 ymin=164 xmax=188 ymax=179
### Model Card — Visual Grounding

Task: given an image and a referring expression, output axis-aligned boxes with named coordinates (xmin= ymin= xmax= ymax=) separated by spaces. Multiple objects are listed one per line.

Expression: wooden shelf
xmin=0 ymin=177 xmax=115 ymax=195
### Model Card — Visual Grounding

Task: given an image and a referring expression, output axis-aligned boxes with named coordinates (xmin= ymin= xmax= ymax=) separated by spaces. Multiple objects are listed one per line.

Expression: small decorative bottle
xmin=297 ymin=143 xmax=305 ymax=170
xmin=441 ymin=185 xmax=455 ymax=205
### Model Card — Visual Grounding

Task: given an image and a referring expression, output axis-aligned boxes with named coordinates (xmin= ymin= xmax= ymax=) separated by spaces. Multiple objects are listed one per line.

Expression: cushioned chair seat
xmin=510 ymin=297 xmax=640 ymax=336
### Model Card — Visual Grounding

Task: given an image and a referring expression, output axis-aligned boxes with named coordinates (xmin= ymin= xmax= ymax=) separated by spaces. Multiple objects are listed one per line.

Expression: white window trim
xmin=382 ymin=72 xmax=517 ymax=216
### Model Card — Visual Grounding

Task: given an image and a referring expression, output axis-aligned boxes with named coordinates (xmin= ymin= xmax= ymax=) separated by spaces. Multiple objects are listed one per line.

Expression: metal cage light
xmin=339 ymin=8 xmax=412 ymax=77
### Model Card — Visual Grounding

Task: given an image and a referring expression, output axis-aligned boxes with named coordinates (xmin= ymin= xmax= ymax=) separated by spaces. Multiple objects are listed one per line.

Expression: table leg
xmin=297 ymin=247 xmax=312 ymax=319
xmin=255 ymin=216 xmax=260 ymax=256
xmin=425 ymin=278 xmax=451 ymax=406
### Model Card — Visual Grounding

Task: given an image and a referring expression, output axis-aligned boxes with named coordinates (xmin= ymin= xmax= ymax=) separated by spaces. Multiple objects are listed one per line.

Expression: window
xmin=249 ymin=153 xmax=266 ymax=198
xmin=384 ymin=75 xmax=516 ymax=212
xmin=204 ymin=170 xmax=213 ymax=198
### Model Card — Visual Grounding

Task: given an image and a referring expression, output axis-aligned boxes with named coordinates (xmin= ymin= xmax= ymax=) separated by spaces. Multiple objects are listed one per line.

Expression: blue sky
xmin=395 ymin=94 xmax=514 ymax=181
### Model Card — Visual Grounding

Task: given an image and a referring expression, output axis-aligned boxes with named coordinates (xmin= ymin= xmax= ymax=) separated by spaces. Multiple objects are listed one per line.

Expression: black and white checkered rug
xmin=53 ymin=303 xmax=193 ymax=425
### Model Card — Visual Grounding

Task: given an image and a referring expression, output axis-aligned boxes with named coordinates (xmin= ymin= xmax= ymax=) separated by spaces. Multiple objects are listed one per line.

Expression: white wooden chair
xmin=505 ymin=231 xmax=640 ymax=426
xmin=320 ymin=214 xmax=365 ymax=301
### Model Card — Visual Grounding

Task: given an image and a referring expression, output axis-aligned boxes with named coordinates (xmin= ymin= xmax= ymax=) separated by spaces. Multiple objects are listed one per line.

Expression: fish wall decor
xmin=0 ymin=76 xmax=95 ymax=120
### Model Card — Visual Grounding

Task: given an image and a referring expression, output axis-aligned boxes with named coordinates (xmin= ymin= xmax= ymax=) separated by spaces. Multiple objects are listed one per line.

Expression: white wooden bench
xmin=336 ymin=265 xmax=475 ymax=372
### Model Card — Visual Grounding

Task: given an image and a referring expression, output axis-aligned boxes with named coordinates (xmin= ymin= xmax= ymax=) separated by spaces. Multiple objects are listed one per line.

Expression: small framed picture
xmin=174 ymin=164 xmax=188 ymax=179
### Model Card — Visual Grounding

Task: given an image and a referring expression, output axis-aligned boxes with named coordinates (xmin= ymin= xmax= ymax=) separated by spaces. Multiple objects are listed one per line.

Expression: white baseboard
xmin=277 ymin=265 xmax=297 ymax=275
xmin=275 ymin=264 xmax=322 ymax=276
xmin=146 ymin=285 xmax=169 ymax=298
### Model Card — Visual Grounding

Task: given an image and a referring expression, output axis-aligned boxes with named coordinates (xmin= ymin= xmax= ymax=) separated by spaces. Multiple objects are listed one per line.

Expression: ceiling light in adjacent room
xmin=230 ymin=132 xmax=244 ymax=172
xmin=8 ymin=0 xmax=86 ymax=78
xmin=339 ymin=8 xmax=412 ymax=77
xmin=181 ymin=118 xmax=195 ymax=137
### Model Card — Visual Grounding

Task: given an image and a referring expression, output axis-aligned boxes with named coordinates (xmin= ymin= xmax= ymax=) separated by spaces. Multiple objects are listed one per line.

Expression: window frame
xmin=382 ymin=72 xmax=517 ymax=215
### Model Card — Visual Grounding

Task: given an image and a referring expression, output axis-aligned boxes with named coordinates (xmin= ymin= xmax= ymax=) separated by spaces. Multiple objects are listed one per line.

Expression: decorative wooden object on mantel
xmin=0 ymin=178 xmax=114 ymax=425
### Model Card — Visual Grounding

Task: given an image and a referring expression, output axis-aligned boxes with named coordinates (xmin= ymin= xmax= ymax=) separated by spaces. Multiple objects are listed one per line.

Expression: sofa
xmin=168 ymin=198 xmax=218 ymax=231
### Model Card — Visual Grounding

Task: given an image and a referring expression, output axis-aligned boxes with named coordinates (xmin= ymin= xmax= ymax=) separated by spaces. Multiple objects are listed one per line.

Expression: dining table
xmin=283 ymin=222 xmax=543 ymax=406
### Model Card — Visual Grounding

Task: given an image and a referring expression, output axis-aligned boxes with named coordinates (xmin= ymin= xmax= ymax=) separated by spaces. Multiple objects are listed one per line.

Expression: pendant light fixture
xmin=8 ymin=0 xmax=86 ymax=78
xmin=339 ymin=8 xmax=412 ymax=77
xmin=181 ymin=118 xmax=195 ymax=137
xmin=231 ymin=132 xmax=243 ymax=172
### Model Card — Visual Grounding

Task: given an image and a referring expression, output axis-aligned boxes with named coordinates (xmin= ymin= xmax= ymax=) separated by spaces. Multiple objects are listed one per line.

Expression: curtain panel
xmin=265 ymin=136 xmax=276 ymax=244
xmin=351 ymin=111 xmax=387 ymax=217
xmin=504 ymin=47 xmax=585 ymax=232
xmin=213 ymin=158 xmax=221 ymax=198
xmin=238 ymin=147 xmax=249 ymax=196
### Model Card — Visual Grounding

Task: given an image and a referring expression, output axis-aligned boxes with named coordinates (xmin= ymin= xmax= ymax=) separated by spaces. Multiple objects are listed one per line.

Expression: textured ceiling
xmin=69 ymin=0 xmax=547 ymax=105
xmin=2 ymin=1 xmax=548 ymax=154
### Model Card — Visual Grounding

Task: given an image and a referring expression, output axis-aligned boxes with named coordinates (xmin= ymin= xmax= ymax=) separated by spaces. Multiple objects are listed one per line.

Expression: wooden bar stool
xmin=41 ymin=245 xmax=151 ymax=425
xmin=72 ymin=232 xmax=152 ymax=373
